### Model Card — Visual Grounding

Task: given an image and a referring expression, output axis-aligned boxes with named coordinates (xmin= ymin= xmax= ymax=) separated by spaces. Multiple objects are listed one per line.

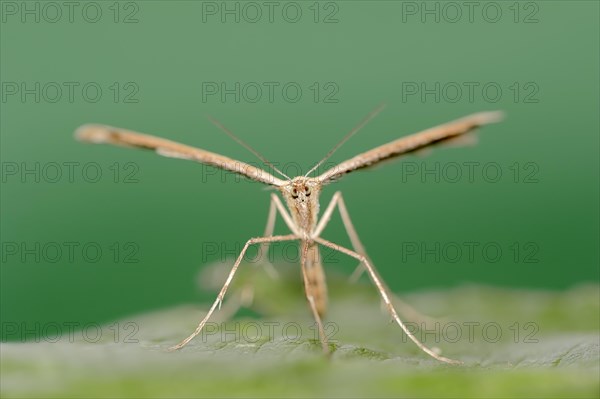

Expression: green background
xmin=1 ymin=1 xmax=598 ymax=339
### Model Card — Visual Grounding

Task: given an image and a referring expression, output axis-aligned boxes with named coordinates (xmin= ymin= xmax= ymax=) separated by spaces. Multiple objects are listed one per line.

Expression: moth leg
xmin=313 ymin=192 xmax=437 ymax=326
xmin=314 ymin=237 xmax=461 ymax=364
xmin=313 ymin=191 xmax=369 ymax=281
xmin=169 ymin=234 xmax=298 ymax=351
xmin=257 ymin=193 xmax=299 ymax=278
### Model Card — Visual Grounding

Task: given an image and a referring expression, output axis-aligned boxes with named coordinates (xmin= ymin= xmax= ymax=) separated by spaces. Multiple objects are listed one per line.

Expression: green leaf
xmin=2 ymin=266 xmax=598 ymax=398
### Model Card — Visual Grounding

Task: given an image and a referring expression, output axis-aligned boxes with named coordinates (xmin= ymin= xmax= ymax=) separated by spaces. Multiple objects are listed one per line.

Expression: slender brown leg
xmin=313 ymin=191 xmax=438 ymax=325
xmin=169 ymin=234 xmax=298 ymax=351
xmin=257 ymin=193 xmax=299 ymax=278
xmin=313 ymin=237 xmax=461 ymax=364
xmin=313 ymin=191 xmax=371 ymax=280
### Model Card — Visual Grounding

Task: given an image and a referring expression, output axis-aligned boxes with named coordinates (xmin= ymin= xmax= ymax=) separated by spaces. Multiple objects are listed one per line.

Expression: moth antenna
xmin=305 ymin=103 xmax=387 ymax=177
xmin=207 ymin=116 xmax=291 ymax=181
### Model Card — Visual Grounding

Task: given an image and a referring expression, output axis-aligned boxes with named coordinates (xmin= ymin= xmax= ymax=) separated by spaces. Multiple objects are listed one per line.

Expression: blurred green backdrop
xmin=1 ymin=1 xmax=598 ymax=340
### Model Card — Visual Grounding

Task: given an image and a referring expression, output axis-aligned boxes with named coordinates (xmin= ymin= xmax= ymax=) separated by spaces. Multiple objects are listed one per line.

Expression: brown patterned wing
xmin=75 ymin=124 xmax=286 ymax=187
xmin=317 ymin=111 xmax=503 ymax=183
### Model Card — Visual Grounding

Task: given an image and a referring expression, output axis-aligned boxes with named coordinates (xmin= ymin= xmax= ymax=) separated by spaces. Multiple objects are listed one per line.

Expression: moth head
xmin=281 ymin=177 xmax=320 ymax=205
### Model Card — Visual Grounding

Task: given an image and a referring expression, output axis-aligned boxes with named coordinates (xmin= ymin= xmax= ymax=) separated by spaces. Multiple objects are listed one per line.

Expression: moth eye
xmin=291 ymin=188 xmax=298 ymax=198
xmin=305 ymin=186 xmax=311 ymax=196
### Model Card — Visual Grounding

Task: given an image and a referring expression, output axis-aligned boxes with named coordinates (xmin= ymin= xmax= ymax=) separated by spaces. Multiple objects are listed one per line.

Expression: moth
xmin=75 ymin=106 xmax=503 ymax=363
